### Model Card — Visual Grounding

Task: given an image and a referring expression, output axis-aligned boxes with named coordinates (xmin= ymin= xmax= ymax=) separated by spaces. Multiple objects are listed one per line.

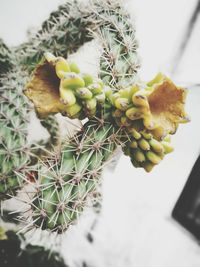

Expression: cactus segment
xmin=0 ymin=68 xmax=31 ymax=200
xmin=23 ymin=119 xmax=120 ymax=233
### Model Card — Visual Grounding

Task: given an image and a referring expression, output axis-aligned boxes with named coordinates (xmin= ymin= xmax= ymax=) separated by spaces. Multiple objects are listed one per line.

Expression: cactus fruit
xmin=25 ymin=54 xmax=188 ymax=175
xmin=123 ymin=130 xmax=174 ymax=172
xmin=25 ymin=54 xmax=188 ymax=140
xmin=111 ymin=73 xmax=188 ymax=140
xmin=24 ymin=54 xmax=107 ymax=119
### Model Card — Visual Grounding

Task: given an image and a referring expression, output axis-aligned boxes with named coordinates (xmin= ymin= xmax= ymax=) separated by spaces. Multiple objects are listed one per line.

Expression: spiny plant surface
xmin=20 ymin=118 xmax=122 ymax=233
xmin=0 ymin=0 xmax=189 ymax=236
xmin=0 ymin=66 xmax=31 ymax=200
xmin=8 ymin=0 xmax=141 ymax=233
xmin=23 ymin=54 xmax=188 ymax=233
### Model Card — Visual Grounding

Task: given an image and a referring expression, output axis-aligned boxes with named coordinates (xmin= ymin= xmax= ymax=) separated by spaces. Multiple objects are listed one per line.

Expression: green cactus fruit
xmin=146 ymin=151 xmax=162 ymax=165
xmin=55 ymin=57 xmax=71 ymax=79
xmin=149 ymin=139 xmax=164 ymax=154
xmin=59 ymin=87 xmax=76 ymax=106
xmin=61 ymin=72 xmax=85 ymax=90
xmin=138 ymin=138 xmax=150 ymax=151
xmin=122 ymin=124 xmax=175 ymax=172
xmin=126 ymin=107 xmax=143 ymax=120
xmin=133 ymin=149 xmax=146 ymax=163
xmin=65 ymin=103 xmax=82 ymax=117
xmin=114 ymin=98 xmax=130 ymax=111
xmin=88 ymin=83 xmax=103 ymax=95
xmin=85 ymin=98 xmax=97 ymax=111
xmin=82 ymin=73 xmax=94 ymax=86
xmin=75 ymin=87 xmax=93 ymax=100
xmin=69 ymin=62 xmax=80 ymax=74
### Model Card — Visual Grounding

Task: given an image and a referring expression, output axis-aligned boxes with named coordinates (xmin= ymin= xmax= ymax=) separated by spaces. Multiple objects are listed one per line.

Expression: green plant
xmin=0 ymin=0 xmax=188 ymax=239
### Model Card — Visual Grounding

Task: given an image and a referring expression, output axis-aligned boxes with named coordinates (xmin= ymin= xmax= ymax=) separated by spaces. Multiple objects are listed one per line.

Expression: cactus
xmin=0 ymin=0 xmax=188 ymax=239
xmin=12 ymin=0 xmax=139 ymax=233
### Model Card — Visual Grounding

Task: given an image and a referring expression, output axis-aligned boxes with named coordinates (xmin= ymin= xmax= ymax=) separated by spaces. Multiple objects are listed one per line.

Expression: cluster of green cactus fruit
xmin=123 ymin=130 xmax=173 ymax=172
xmin=26 ymin=53 xmax=187 ymax=175
xmin=46 ymin=52 xmax=106 ymax=119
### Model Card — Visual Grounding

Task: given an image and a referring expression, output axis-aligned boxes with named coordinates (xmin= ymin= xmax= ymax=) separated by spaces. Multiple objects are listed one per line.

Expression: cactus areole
xmin=0 ymin=0 xmax=189 ymax=233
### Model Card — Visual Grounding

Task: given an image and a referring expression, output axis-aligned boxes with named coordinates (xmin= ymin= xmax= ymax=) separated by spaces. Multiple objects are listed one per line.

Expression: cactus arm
xmin=0 ymin=67 xmax=31 ymax=200
xmin=22 ymin=118 xmax=120 ymax=233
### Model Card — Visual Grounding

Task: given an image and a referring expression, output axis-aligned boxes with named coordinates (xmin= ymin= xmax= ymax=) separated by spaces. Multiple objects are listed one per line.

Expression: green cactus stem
xmin=21 ymin=118 xmax=122 ymax=233
xmin=0 ymin=67 xmax=31 ymax=200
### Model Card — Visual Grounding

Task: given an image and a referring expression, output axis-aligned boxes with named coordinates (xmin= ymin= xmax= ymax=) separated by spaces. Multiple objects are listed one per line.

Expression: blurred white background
xmin=0 ymin=0 xmax=200 ymax=266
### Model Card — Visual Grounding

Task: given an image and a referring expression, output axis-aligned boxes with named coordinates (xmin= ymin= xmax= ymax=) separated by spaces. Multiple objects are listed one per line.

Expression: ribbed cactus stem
xmin=16 ymin=0 xmax=139 ymax=82
xmin=22 ymin=118 xmax=122 ymax=233
xmin=0 ymin=67 xmax=31 ymax=200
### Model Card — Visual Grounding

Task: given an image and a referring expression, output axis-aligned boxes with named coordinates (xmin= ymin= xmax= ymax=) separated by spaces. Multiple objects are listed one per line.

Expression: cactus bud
xmin=149 ymin=139 xmax=164 ymax=154
xmin=133 ymin=149 xmax=146 ymax=163
xmin=115 ymin=97 xmax=129 ymax=111
xmin=69 ymin=62 xmax=80 ymax=74
xmin=146 ymin=151 xmax=162 ymax=164
xmin=138 ymin=138 xmax=150 ymax=151
xmin=59 ymin=87 xmax=76 ymax=106
xmin=65 ymin=103 xmax=82 ymax=117
xmin=55 ymin=57 xmax=70 ymax=79
xmin=76 ymin=87 xmax=93 ymax=100
xmin=62 ymin=73 xmax=85 ymax=89
xmin=85 ymin=98 xmax=97 ymax=111
xmin=82 ymin=73 xmax=94 ymax=86
xmin=126 ymin=107 xmax=143 ymax=120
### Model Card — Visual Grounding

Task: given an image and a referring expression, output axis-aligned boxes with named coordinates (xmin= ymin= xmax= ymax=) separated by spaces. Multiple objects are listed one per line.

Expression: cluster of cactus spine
xmin=22 ymin=119 xmax=121 ymax=233
xmin=0 ymin=65 xmax=31 ymax=200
